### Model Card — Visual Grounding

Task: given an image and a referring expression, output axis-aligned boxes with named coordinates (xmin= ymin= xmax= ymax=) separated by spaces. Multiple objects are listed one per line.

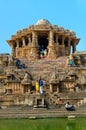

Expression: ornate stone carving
xmin=7 ymin=19 xmax=80 ymax=61
xmin=21 ymin=72 xmax=32 ymax=85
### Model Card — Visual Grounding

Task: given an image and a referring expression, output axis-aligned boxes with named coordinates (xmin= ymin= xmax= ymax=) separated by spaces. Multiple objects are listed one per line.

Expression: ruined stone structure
xmin=0 ymin=19 xmax=86 ymax=109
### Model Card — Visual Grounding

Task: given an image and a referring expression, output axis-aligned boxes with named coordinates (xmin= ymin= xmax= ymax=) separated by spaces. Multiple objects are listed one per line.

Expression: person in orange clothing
xmin=35 ymin=80 xmax=40 ymax=93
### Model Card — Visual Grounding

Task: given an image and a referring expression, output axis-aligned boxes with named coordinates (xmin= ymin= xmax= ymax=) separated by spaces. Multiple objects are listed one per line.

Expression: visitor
xmin=40 ymin=45 xmax=44 ymax=58
xmin=65 ymin=102 xmax=75 ymax=111
xmin=16 ymin=58 xmax=26 ymax=69
xmin=38 ymin=78 xmax=43 ymax=94
xmin=44 ymin=48 xmax=48 ymax=57
xmin=69 ymin=59 xmax=73 ymax=67
xmin=35 ymin=80 xmax=40 ymax=93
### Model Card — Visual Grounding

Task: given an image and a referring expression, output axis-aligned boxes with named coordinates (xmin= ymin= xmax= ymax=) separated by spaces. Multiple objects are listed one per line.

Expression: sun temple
xmin=0 ymin=19 xmax=86 ymax=110
xmin=7 ymin=19 xmax=80 ymax=60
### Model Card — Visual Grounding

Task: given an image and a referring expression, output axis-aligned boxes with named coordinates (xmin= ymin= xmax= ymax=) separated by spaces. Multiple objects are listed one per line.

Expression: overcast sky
xmin=0 ymin=0 xmax=86 ymax=54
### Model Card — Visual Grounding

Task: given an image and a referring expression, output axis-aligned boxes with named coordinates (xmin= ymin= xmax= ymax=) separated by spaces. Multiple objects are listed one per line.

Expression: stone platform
xmin=0 ymin=105 xmax=86 ymax=119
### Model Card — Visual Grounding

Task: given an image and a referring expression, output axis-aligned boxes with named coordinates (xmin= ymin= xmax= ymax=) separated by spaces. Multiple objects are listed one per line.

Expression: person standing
xmin=35 ymin=80 xmax=40 ymax=93
xmin=39 ymin=78 xmax=43 ymax=94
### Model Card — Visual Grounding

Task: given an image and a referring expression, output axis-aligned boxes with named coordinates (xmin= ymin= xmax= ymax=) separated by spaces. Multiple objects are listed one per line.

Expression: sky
xmin=0 ymin=0 xmax=86 ymax=54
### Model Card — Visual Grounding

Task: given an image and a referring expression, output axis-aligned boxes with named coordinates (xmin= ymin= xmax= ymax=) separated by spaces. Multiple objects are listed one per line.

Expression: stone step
xmin=0 ymin=107 xmax=86 ymax=118
xmin=24 ymin=57 xmax=68 ymax=81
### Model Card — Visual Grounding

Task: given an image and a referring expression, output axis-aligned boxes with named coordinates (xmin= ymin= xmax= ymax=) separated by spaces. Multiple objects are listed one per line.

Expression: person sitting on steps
xmin=65 ymin=102 xmax=75 ymax=111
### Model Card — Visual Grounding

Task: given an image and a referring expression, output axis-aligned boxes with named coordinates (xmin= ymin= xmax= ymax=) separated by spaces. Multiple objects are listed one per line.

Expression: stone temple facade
xmin=7 ymin=19 xmax=80 ymax=60
xmin=0 ymin=19 xmax=86 ymax=108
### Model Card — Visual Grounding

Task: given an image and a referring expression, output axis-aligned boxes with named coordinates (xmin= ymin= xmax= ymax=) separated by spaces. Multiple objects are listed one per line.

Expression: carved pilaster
xmin=22 ymin=37 xmax=26 ymax=47
xmin=21 ymin=37 xmax=26 ymax=57
xmin=61 ymin=36 xmax=65 ymax=56
xmin=68 ymin=38 xmax=71 ymax=47
xmin=56 ymin=34 xmax=58 ymax=43
xmin=65 ymin=38 xmax=71 ymax=55
xmin=73 ymin=40 xmax=77 ymax=53
xmin=55 ymin=35 xmax=60 ymax=57
xmin=11 ymin=41 xmax=16 ymax=57
xmin=62 ymin=36 xmax=65 ymax=45
xmin=47 ymin=31 xmax=57 ymax=59
xmin=50 ymin=84 xmax=53 ymax=93
xmin=16 ymin=39 xmax=19 ymax=57
xmin=49 ymin=30 xmax=54 ymax=45
xmin=35 ymin=32 xmax=38 ymax=45
xmin=68 ymin=38 xmax=71 ymax=54
xmin=16 ymin=39 xmax=19 ymax=48
xmin=32 ymin=31 xmax=37 ymax=46
xmin=29 ymin=31 xmax=38 ymax=60
xmin=11 ymin=45 xmax=15 ymax=57
xmin=27 ymin=35 xmax=31 ymax=45
xmin=47 ymin=44 xmax=57 ymax=59
xmin=29 ymin=46 xmax=38 ymax=60
xmin=57 ymin=86 xmax=59 ymax=93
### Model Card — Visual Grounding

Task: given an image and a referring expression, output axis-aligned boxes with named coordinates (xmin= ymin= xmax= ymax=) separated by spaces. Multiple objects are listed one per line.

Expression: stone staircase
xmin=0 ymin=56 xmax=68 ymax=82
xmin=1 ymin=56 xmax=86 ymax=118
xmin=0 ymin=105 xmax=86 ymax=119
xmin=20 ymin=56 xmax=68 ymax=80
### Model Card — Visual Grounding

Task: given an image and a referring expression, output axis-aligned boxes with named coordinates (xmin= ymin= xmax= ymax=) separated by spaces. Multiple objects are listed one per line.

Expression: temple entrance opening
xmin=24 ymin=85 xmax=29 ymax=93
xmin=37 ymin=99 xmax=42 ymax=106
xmin=38 ymin=34 xmax=48 ymax=58
xmin=38 ymin=35 xmax=48 ymax=49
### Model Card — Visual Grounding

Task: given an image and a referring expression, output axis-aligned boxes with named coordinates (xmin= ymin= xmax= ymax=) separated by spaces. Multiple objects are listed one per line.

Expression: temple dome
xmin=36 ymin=19 xmax=51 ymax=25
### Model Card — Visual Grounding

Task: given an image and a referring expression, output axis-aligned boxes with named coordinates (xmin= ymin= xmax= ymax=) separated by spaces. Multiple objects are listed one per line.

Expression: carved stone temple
xmin=7 ymin=19 xmax=80 ymax=60
xmin=0 ymin=19 xmax=86 ymax=108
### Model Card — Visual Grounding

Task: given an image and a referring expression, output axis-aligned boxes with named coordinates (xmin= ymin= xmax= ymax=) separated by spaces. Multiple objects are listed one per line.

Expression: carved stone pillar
xmin=16 ymin=39 xmax=23 ymax=58
xmin=68 ymin=38 xmax=71 ymax=54
xmin=16 ymin=39 xmax=19 ymax=57
xmin=35 ymin=32 xmax=38 ymax=45
xmin=22 ymin=37 xmax=26 ymax=47
xmin=11 ymin=45 xmax=15 ymax=57
xmin=24 ymin=35 xmax=32 ymax=59
xmin=21 ymin=37 xmax=26 ymax=57
xmin=56 ymin=34 xmax=59 ymax=57
xmin=73 ymin=40 xmax=77 ymax=53
xmin=47 ymin=31 xmax=57 ymax=59
xmin=65 ymin=38 xmax=71 ymax=56
xmin=10 ymin=41 xmax=16 ymax=57
xmin=49 ymin=30 xmax=54 ymax=45
xmin=56 ymin=34 xmax=58 ymax=43
xmin=29 ymin=31 xmax=38 ymax=60
xmin=50 ymin=84 xmax=53 ymax=93
xmin=27 ymin=35 xmax=31 ymax=45
xmin=62 ymin=36 xmax=65 ymax=45
xmin=16 ymin=39 xmax=19 ymax=48
xmin=57 ymin=86 xmax=59 ymax=93
xmin=29 ymin=46 xmax=38 ymax=60
xmin=69 ymin=83 xmax=75 ymax=92
xmin=42 ymin=97 xmax=44 ymax=106
xmin=32 ymin=31 xmax=37 ymax=46
xmin=61 ymin=36 xmax=65 ymax=56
